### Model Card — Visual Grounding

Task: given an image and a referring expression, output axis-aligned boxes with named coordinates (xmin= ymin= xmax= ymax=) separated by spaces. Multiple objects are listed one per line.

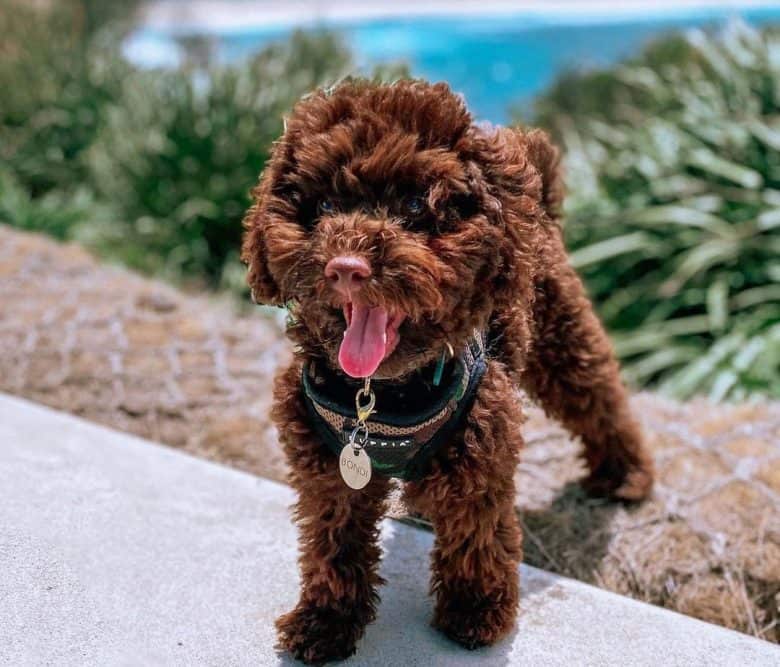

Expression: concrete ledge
xmin=0 ymin=394 xmax=776 ymax=666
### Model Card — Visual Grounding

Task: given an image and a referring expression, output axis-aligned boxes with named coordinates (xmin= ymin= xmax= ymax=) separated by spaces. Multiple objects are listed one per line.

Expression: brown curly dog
xmin=242 ymin=79 xmax=653 ymax=664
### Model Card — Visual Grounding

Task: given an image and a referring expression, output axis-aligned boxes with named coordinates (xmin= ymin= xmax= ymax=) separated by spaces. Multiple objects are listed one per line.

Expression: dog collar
xmin=301 ymin=335 xmax=487 ymax=481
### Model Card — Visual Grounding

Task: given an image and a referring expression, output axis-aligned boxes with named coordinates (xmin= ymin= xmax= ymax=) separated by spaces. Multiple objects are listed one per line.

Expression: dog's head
xmin=242 ymin=80 xmax=561 ymax=379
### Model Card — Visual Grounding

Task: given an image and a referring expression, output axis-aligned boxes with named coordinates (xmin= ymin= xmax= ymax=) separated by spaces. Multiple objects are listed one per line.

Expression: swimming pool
xmin=127 ymin=4 xmax=780 ymax=123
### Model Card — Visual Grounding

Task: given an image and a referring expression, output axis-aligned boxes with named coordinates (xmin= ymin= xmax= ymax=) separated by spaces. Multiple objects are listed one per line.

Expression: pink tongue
xmin=339 ymin=304 xmax=389 ymax=378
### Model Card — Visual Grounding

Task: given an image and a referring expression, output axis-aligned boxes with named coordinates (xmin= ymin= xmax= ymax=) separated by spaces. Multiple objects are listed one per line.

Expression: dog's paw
xmin=433 ymin=588 xmax=518 ymax=650
xmin=275 ymin=603 xmax=366 ymax=664
xmin=583 ymin=456 xmax=654 ymax=502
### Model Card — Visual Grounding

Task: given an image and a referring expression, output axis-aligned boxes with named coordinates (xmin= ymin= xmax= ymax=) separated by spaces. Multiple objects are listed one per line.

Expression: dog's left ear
xmin=520 ymin=128 xmax=563 ymax=221
xmin=467 ymin=124 xmax=563 ymax=317
xmin=241 ymin=178 xmax=283 ymax=306
xmin=468 ymin=124 xmax=562 ymax=222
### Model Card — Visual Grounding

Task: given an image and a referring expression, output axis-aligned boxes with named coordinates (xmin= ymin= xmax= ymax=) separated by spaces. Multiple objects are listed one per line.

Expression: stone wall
xmin=1 ymin=225 xmax=778 ymax=642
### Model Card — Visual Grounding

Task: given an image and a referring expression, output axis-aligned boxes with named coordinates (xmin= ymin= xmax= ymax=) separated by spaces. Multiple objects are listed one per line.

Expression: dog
xmin=242 ymin=79 xmax=653 ymax=664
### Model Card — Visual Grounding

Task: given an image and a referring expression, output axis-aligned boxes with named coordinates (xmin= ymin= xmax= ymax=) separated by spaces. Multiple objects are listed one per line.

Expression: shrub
xmin=522 ymin=23 xmax=780 ymax=400
xmin=529 ymin=34 xmax=699 ymax=135
xmin=0 ymin=0 xmax=406 ymax=291
xmin=87 ymin=31 xmax=407 ymax=290
xmin=0 ymin=1 xmax=130 ymax=198
xmin=0 ymin=168 xmax=99 ymax=240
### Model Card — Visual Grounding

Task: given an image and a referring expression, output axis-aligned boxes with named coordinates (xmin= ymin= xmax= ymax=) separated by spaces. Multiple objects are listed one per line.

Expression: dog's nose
xmin=324 ymin=256 xmax=371 ymax=298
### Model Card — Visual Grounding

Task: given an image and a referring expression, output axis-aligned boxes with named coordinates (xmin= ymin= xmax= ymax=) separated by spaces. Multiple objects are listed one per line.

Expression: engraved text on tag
xmin=339 ymin=445 xmax=372 ymax=489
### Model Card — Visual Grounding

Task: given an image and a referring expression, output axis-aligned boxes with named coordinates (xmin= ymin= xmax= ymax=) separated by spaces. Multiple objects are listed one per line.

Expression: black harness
xmin=301 ymin=337 xmax=487 ymax=481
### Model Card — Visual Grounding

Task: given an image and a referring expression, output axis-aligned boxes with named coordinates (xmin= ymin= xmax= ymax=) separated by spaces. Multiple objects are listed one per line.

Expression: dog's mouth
xmin=338 ymin=302 xmax=406 ymax=378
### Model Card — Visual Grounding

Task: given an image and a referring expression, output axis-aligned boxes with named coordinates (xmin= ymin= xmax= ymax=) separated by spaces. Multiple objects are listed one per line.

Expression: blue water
xmin=128 ymin=7 xmax=780 ymax=123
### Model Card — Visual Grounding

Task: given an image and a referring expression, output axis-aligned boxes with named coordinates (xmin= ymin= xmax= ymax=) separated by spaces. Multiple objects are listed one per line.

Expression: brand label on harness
xmin=340 ymin=430 xmax=414 ymax=450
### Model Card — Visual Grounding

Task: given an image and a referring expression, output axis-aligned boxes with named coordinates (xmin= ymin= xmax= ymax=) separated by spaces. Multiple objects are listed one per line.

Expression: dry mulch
xmin=516 ymin=398 xmax=779 ymax=642
xmin=1 ymin=225 xmax=778 ymax=642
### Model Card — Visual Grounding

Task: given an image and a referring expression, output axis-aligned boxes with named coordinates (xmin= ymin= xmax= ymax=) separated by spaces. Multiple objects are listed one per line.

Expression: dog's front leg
xmin=275 ymin=472 xmax=389 ymax=663
xmin=404 ymin=362 xmax=524 ymax=649
xmin=272 ymin=363 xmax=391 ymax=664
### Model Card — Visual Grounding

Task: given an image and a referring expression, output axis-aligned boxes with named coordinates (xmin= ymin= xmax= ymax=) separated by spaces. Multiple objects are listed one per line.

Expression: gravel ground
xmin=1 ymin=225 xmax=778 ymax=642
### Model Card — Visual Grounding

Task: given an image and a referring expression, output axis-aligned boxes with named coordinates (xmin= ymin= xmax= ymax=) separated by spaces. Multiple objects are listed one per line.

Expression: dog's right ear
xmin=241 ymin=178 xmax=283 ymax=306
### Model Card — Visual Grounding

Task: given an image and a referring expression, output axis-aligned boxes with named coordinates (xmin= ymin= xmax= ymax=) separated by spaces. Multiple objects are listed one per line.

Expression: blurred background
xmin=2 ymin=0 xmax=779 ymax=400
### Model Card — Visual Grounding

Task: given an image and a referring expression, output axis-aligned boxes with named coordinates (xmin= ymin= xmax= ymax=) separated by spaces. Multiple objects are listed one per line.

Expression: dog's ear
xmin=467 ymin=124 xmax=564 ymax=318
xmin=522 ymin=128 xmax=563 ymax=220
xmin=241 ymin=177 xmax=283 ymax=306
xmin=468 ymin=124 xmax=562 ymax=222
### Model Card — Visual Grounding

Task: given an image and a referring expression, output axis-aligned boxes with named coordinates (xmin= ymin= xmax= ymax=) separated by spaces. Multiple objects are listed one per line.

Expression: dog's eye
xmin=318 ymin=199 xmax=337 ymax=215
xmin=403 ymin=195 xmax=426 ymax=218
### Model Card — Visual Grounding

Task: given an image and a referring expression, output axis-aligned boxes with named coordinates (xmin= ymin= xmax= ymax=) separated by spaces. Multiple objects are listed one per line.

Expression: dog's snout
xmin=324 ymin=256 xmax=371 ymax=298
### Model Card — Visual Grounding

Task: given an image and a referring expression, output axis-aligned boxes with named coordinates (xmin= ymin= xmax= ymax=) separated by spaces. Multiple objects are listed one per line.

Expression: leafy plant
xmin=0 ymin=1 xmax=130 ymax=198
xmin=529 ymin=34 xmax=699 ymax=135
xmin=87 ymin=31 xmax=407 ymax=290
xmin=523 ymin=22 xmax=780 ymax=399
xmin=0 ymin=0 xmax=406 ymax=292
xmin=0 ymin=168 xmax=100 ymax=240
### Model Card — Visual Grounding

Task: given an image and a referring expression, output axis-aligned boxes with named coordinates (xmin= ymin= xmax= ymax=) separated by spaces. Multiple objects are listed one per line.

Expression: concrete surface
xmin=0 ymin=394 xmax=777 ymax=666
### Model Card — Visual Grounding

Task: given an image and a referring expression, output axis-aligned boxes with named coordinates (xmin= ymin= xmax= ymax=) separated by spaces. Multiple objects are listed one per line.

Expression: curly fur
xmin=242 ymin=79 xmax=654 ymax=663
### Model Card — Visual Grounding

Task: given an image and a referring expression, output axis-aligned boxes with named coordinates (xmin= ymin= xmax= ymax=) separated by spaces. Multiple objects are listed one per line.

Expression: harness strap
xmin=301 ymin=336 xmax=486 ymax=481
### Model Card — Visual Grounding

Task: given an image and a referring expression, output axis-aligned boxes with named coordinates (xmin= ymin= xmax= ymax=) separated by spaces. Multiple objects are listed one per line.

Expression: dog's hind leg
xmin=272 ymin=363 xmax=391 ymax=664
xmin=404 ymin=361 xmax=524 ymax=649
xmin=518 ymin=247 xmax=654 ymax=501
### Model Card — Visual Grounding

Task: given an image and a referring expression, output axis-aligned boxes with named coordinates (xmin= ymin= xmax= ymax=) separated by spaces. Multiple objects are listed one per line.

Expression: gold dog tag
xmin=339 ymin=445 xmax=372 ymax=489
